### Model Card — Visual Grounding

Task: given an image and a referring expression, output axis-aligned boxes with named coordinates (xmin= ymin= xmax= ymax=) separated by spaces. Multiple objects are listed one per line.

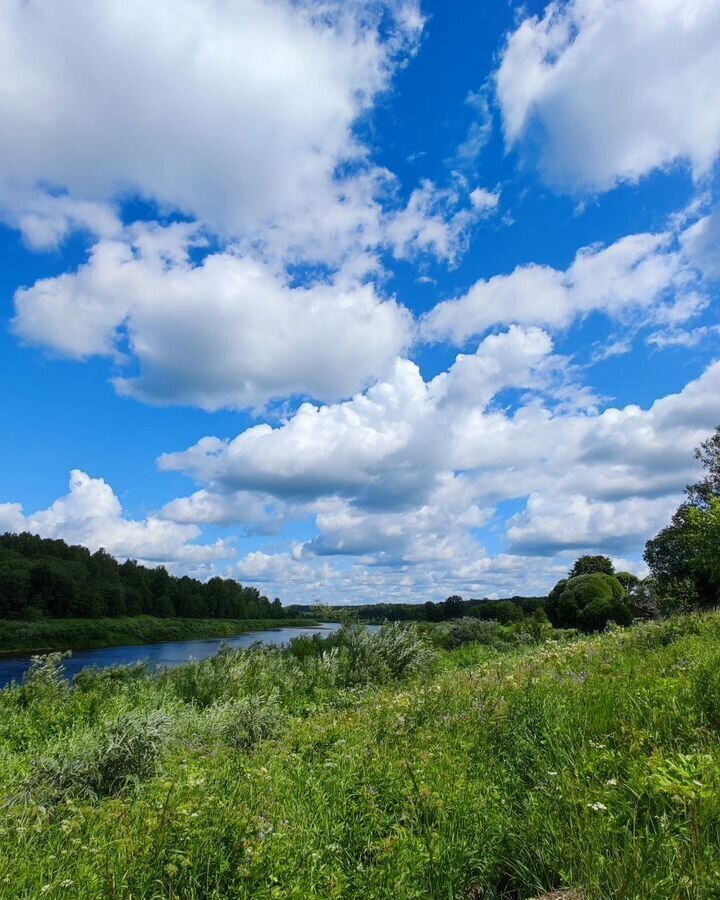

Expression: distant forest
xmin=0 ymin=532 xmax=287 ymax=621
xmin=289 ymin=595 xmax=548 ymax=623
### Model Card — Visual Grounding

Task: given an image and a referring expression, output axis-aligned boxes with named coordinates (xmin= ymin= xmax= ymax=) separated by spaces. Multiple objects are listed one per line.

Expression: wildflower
xmin=606 ymin=778 xmax=618 ymax=786
xmin=588 ymin=801 xmax=607 ymax=812
xmin=60 ymin=880 xmax=74 ymax=889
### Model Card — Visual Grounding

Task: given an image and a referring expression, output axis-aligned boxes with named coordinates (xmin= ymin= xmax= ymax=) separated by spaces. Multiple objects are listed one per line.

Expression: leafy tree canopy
xmin=644 ymin=426 xmax=720 ymax=611
xmin=568 ymin=555 xmax=615 ymax=578
xmin=546 ymin=569 xmax=629 ymax=631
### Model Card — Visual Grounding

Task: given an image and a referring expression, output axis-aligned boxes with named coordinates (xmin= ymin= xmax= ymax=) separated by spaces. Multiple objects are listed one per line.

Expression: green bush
xmin=337 ymin=621 xmax=436 ymax=684
xmin=547 ymin=573 xmax=630 ymax=630
xmin=431 ymin=617 xmax=505 ymax=650
xmin=27 ymin=710 xmax=170 ymax=802
xmin=201 ymin=693 xmax=286 ymax=750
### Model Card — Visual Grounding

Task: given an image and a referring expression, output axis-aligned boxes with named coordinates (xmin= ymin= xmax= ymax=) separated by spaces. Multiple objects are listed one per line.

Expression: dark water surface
xmin=0 ymin=623 xmax=345 ymax=689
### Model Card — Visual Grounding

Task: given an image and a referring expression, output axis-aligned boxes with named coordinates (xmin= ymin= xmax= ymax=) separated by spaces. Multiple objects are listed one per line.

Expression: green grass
xmin=0 ymin=616 xmax=318 ymax=654
xmin=1 ymin=615 xmax=720 ymax=898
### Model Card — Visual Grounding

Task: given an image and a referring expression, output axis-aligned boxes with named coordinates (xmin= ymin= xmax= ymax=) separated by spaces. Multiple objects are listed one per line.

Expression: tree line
xmin=0 ymin=532 xmax=286 ymax=621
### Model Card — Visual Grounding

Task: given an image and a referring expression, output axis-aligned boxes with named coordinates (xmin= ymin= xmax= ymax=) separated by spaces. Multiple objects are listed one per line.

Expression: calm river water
xmin=0 ymin=622 xmax=349 ymax=689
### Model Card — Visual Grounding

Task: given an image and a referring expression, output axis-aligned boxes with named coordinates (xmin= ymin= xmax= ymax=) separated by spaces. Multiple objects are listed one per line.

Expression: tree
xmin=687 ymin=428 xmax=720 ymax=507
xmin=644 ymin=426 xmax=720 ymax=611
xmin=686 ymin=498 xmax=720 ymax=596
xmin=615 ymin=571 xmax=640 ymax=594
xmin=442 ymin=595 xmax=465 ymax=619
xmin=492 ymin=600 xmax=524 ymax=624
xmin=0 ymin=531 xmax=284 ymax=622
xmin=546 ymin=572 xmax=629 ymax=631
xmin=568 ymin=555 xmax=615 ymax=578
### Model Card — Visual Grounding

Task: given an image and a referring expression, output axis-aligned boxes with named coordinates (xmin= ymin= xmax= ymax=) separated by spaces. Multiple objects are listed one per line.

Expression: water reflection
xmin=0 ymin=623 xmax=345 ymax=689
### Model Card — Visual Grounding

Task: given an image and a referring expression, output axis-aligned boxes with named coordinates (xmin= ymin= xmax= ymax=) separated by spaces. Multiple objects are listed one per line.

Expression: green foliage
xmin=687 ymin=498 xmax=720 ymax=592
xmin=200 ymin=693 xmax=286 ymax=750
xmin=334 ymin=621 xmax=436 ymax=685
xmin=568 ymin=554 xmax=615 ymax=578
xmin=27 ymin=710 xmax=170 ymax=802
xmin=0 ymin=531 xmax=288 ymax=622
xmin=0 ymin=615 xmax=313 ymax=654
xmin=547 ymin=573 xmax=630 ymax=630
xmin=428 ymin=617 xmax=506 ymax=650
xmin=3 ymin=615 xmax=720 ymax=896
xmin=615 ymin=571 xmax=640 ymax=593
xmin=645 ymin=426 xmax=720 ymax=610
xmin=290 ymin=594 xmax=545 ymax=624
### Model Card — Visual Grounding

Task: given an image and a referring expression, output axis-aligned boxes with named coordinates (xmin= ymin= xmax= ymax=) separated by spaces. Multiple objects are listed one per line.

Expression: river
xmin=0 ymin=622 xmax=350 ymax=689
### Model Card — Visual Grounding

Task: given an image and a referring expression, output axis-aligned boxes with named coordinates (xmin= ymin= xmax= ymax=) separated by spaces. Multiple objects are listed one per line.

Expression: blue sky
xmin=1 ymin=0 xmax=719 ymax=603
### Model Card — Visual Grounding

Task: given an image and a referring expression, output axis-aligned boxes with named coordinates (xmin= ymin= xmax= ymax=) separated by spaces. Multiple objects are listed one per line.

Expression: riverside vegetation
xmin=0 ymin=616 xmax=315 ymax=655
xmin=1 ymin=613 xmax=720 ymax=898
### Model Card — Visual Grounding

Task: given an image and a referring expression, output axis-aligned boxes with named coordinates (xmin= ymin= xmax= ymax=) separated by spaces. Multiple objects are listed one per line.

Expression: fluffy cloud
xmin=161 ymin=489 xmax=285 ymax=535
xmin=160 ymin=325 xmax=720 ymax=598
xmin=2 ymin=470 xmax=233 ymax=567
xmin=506 ymin=494 xmax=680 ymax=555
xmin=159 ymin=325 xmax=562 ymax=504
xmin=12 ymin=224 xmax=412 ymax=410
xmin=496 ymin=0 xmax=720 ymax=191
xmin=421 ymin=230 xmax=688 ymax=345
xmin=470 ymin=187 xmax=501 ymax=213
xmin=0 ymin=0 xmax=422 ymax=260
xmin=8 ymin=194 xmax=122 ymax=251
xmin=682 ymin=210 xmax=720 ymax=281
xmin=385 ymin=179 xmax=479 ymax=263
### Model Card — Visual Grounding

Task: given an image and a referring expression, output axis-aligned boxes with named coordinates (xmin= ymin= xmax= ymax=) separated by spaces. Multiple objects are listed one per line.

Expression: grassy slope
xmin=1 ymin=615 xmax=720 ymax=898
xmin=0 ymin=616 xmax=317 ymax=654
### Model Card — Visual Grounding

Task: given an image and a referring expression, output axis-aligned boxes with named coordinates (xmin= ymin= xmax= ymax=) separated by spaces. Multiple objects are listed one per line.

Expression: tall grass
xmin=0 ymin=617 xmax=719 ymax=897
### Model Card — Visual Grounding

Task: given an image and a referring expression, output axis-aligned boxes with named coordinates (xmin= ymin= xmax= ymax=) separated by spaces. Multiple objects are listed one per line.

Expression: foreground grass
xmin=1 ymin=615 xmax=720 ymax=898
xmin=0 ymin=616 xmax=316 ymax=654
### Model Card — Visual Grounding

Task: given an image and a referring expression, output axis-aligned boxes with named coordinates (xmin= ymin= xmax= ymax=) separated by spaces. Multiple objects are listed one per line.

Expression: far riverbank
xmin=0 ymin=615 xmax=318 ymax=656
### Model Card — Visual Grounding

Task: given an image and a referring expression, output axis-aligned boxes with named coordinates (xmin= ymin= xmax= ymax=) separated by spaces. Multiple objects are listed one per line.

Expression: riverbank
xmin=0 ymin=615 xmax=318 ymax=655
xmin=1 ymin=614 xmax=718 ymax=897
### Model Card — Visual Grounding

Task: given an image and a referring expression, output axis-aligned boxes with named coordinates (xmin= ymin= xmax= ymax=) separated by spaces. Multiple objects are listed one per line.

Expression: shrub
xmin=432 ymin=618 xmax=505 ymax=650
xmin=28 ymin=709 xmax=170 ymax=802
xmin=337 ymin=622 xmax=435 ymax=685
xmin=547 ymin=573 xmax=630 ymax=631
xmin=19 ymin=651 xmax=71 ymax=704
xmin=201 ymin=693 xmax=286 ymax=750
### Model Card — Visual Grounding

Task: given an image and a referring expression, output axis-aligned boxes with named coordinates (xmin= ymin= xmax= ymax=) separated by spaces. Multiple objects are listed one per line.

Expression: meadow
xmin=0 ymin=615 xmax=719 ymax=898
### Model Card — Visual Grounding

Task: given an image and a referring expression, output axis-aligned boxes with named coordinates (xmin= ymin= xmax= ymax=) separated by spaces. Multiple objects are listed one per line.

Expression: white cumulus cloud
xmin=0 ymin=0 xmax=422 ymax=260
xmin=12 ymin=224 xmax=412 ymax=411
xmin=496 ymin=0 xmax=720 ymax=191
xmin=2 ymin=470 xmax=233 ymax=567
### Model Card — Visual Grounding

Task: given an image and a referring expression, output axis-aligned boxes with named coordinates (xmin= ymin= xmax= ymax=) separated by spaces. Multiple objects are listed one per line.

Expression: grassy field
xmin=1 ymin=615 xmax=719 ymax=898
xmin=0 ymin=616 xmax=317 ymax=655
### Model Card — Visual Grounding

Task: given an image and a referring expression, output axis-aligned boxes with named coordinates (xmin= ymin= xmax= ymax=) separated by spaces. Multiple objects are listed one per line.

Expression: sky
xmin=1 ymin=0 xmax=720 ymax=605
